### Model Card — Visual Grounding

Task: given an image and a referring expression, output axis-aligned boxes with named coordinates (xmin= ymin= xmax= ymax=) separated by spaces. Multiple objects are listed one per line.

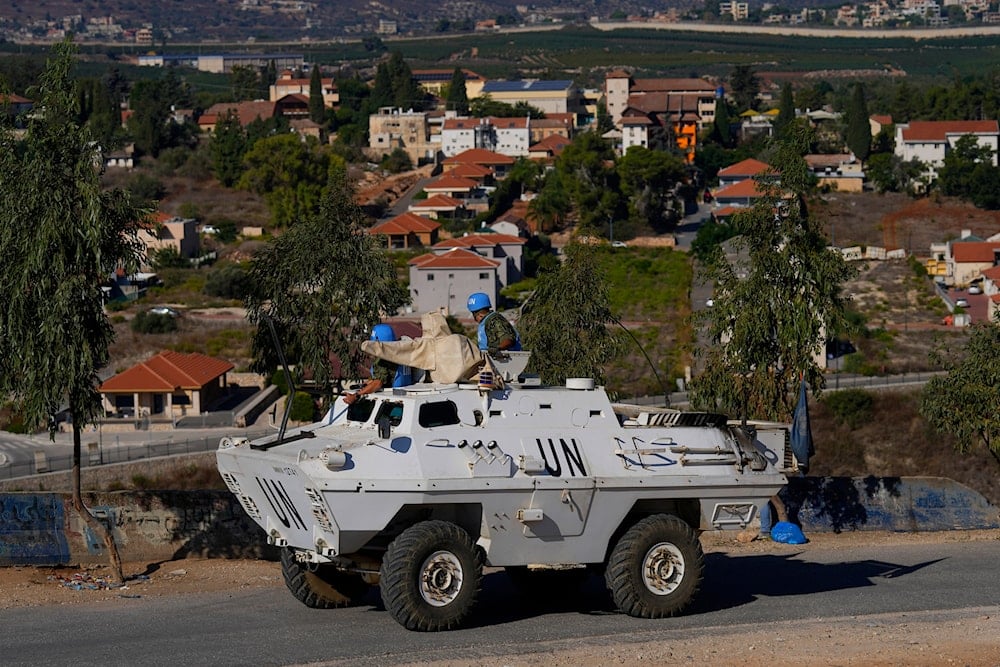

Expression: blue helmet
xmin=370 ymin=323 xmax=397 ymax=342
xmin=467 ymin=292 xmax=491 ymax=313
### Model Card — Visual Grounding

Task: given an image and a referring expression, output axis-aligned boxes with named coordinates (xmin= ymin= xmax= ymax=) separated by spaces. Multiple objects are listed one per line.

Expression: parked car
xmin=202 ymin=225 xmax=220 ymax=235
xmin=955 ymin=299 xmax=969 ymax=308
xmin=968 ymin=285 xmax=982 ymax=295
xmin=148 ymin=307 xmax=179 ymax=317
xmin=611 ymin=241 xmax=628 ymax=248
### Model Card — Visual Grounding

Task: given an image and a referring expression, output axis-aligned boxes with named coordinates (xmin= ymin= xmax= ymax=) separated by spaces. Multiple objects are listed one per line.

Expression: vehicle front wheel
xmin=605 ymin=514 xmax=704 ymax=618
xmin=281 ymin=548 xmax=370 ymax=609
xmin=379 ymin=520 xmax=483 ymax=631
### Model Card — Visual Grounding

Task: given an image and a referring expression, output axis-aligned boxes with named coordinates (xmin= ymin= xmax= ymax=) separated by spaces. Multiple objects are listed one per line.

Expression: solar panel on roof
xmin=482 ymin=80 xmax=572 ymax=93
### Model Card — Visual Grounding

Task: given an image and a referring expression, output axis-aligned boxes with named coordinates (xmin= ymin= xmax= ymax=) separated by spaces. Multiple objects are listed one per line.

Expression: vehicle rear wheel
xmin=605 ymin=514 xmax=704 ymax=618
xmin=281 ymin=548 xmax=370 ymax=609
xmin=379 ymin=520 xmax=483 ymax=631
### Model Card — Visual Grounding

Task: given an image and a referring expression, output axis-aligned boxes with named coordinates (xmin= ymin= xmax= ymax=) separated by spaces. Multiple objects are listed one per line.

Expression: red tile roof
xmin=410 ymin=194 xmax=463 ymax=209
xmin=718 ymin=158 xmax=772 ymax=178
xmin=99 ymin=351 xmax=234 ymax=393
xmin=443 ymin=163 xmax=493 ymax=179
xmin=409 ymin=248 xmax=500 ymax=269
xmin=901 ymin=120 xmax=999 ymax=142
xmin=199 ymin=101 xmax=276 ymax=128
xmin=982 ymin=265 xmax=1000 ymax=279
xmin=434 ymin=233 xmax=526 ymax=249
xmin=425 ymin=175 xmax=479 ymax=191
xmin=369 ymin=212 xmax=441 ymax=235
xmin=870 ymin=114 xmax=893 ymax=126
xmin=713 ymin=179 xmax=769 ymax=199
xmin=443 ymin=148 xmax=515 ymax=166
xmin=952 ymin=242 xmax=1000 ymax=263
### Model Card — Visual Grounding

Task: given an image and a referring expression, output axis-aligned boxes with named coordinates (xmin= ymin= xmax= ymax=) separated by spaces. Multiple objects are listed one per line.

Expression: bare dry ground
xmin=4 ymin=531 xmax=999 ymax=665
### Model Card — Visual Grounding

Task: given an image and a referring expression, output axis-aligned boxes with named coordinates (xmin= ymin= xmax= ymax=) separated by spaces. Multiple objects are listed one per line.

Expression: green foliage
xmin=289 ymin=391 xmax=316 ymax=422
xmin=728 ymin=64 xmax=760 ymax=112
xmin=445 ymin=67 xmax=470 ymax=115
xmin=617 ymin=146 xmax=686 ymax=232
xmin=692 ymin=128 xmax=856 ymax=421
xmin=552 ymin=132 xmax=620 ymax=232
xmin=845 ymin=82 xmax=872 ymax=164
xmin=821 ymin=389 xmax=874 ymax=429
xmin=937 ymin=134 xmax=1000 ymax=208
xmin=127 ymin=69 xmax=193 ymax=158
xmin=380 ymin=147 xmax=412 ymax=174
xmin=309 ymin=66 xmax=326 ymax=124
xmin=245 ymin=167 xmax=409 ymax=398
xmin=130 ymin=310 xmax=179 ymax=334
xmin=204 ymin=262 xmax=250 ymax=300
xmin=0 ymin=40 xmax=147 ymax=441
xmin=921 ymin=320 xmax=1000 ymax=455
xmin=520 ymin=242 xmax=626 ymax=385
xmin=125 ymin=173 xmax=166 ymax=205
xmin=774 ymin=83 xmax=796 ymax=138
xmin=238 ymin=134 xmax=341 ymax=226
xmin=230 ymin=65 xmax=262 ymax=101
xmin=210 ymin=111 xmax=247 ymax=187
xmin=690 ymin=216 xmax=739 ymax=264
xmin=370 ymin=51 xmax=426 ymax=112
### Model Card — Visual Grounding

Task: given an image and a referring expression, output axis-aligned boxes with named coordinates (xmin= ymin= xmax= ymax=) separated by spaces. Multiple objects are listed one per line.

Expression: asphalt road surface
xmin=3 ymin=538 xmax=999 ymax=666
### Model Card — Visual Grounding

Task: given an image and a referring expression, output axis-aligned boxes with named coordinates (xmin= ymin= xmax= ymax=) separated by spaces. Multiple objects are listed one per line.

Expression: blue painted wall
xmin=782 ymin=476 xmax=1000 ymax=532
xmin=0 ymin=494 xmax=71 ymax=566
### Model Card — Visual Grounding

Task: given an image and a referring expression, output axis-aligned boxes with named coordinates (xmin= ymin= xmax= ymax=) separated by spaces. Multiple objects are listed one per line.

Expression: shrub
xmin=204 ymin=262 xmax=250 ymax=299
xmin=822 ymin=389 xmax=875 ymax=429
xmin=289 ymin=391 xmax=315 ymax=422
xmin=131 ymin=310 xmax=178 ymax=334
xmin=126 ymin=173 xmax=165 ymax=204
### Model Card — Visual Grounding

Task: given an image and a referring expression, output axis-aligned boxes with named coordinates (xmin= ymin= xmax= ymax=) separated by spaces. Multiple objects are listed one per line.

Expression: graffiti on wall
xmin=0 ymin=494 xmax=71 ymax=566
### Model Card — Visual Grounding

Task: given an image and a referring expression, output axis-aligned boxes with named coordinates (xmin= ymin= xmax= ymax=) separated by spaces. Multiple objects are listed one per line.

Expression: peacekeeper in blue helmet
xmin=467 ymin=292 xmax=521 ymax=356
xmin=344 ymin=324 xmax=413 ymax=405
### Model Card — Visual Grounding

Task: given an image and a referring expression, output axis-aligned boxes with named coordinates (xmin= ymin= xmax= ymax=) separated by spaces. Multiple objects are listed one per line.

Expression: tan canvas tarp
xmin=361 ymin=312 xmax=483 ymax=384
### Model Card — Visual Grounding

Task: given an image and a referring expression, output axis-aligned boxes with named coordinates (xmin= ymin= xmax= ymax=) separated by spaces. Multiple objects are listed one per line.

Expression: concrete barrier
xmin=0 ymin=490 xmax=275 ymax=566
xmin=2 ymin=476 xmax=997 ymax=566
xmin=781 ymin=476 xmax=1000 ymax=533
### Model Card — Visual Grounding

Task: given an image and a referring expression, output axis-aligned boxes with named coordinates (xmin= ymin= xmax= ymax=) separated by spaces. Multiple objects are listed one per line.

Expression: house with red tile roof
xmin=528 ymin=113 xmax=575 ymax=143
xmin=717 ymin=158 xmax=772 ymax=187
xmin=423 ymin=175 xmax=480 ymax=199
xmin=894 ymin=120 xmax=999 ymax=180
xmin=869 ymin=114 xmax=893 ymax=137
xmin=432 ymin=232 xmax=527 ymax=286
xmin=408 ymin=194 xmax=467 ymax=220
xmin=197 ymin=101 xmax=277 ymax=133
xmin=99 ymin=350 xmax=235 ymax=420
xmin=441 ymin=162 xmax=495 ymax=185
xmin=269 ymin=69 xmax=339 ymax=107
xmin=947 ymin=241 xmax=1000 ymax=286
xmin=528 ymin=133 xmax=572 ymax=162
xmin=711 ymin=178 xmax=772 ymax=207
xmin=407 ymin=248 xmax=501 ymax=314
xmin=368 ymin=212 xmax=441 ymax=249
xmin=442 ymin=148 xmax=516 ymax=178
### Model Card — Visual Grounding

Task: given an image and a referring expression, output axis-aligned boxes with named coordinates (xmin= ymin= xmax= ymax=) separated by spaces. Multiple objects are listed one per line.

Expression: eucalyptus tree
xmin=244 ymin=166 xmax=409 ymax=402
xmin=0 ymin=40 xmax=148 ymax=582
xmin=691 ymin=128 xmax=855 ymax=421
xmin=520 ymin=241 xmax=625 ymax=385
xmin=920 ymin=317 xmax=1000 ymax=462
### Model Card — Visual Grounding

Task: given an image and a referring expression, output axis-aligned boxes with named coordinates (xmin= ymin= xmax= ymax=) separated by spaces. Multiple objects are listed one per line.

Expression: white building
xmin=894 ymin=120 xmax=999 ymax=179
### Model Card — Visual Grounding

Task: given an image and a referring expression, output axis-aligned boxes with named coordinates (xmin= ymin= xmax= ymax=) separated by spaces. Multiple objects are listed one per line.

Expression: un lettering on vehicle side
xmin=256 ymin=477 xmax=306 ymax=530
xmin=535 ymin=438 xmax=587 ymax=477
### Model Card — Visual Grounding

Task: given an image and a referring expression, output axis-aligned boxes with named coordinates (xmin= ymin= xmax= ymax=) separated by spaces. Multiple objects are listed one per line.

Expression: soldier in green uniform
xmin=467 ymin=292 xmax=521 ymax=355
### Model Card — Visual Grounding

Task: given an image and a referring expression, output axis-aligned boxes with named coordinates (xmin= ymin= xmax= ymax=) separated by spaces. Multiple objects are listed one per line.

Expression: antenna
xmin=609 ymin=313 xmax=671 ymax=408
xmin=265 ymin=315 xmax=295 ymax=444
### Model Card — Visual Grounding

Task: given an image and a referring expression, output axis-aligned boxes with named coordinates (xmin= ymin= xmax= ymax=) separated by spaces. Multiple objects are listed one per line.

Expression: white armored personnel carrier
xmin=217 ymin=345 xmax=791 ymax=631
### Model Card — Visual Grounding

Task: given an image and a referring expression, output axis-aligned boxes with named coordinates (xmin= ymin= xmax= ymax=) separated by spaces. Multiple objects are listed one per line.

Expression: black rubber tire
xmin=604 ymin=514 xmax=704 ymax=618
xmin=281 ymin=548 xmax=370 ymax=609
xmin=379 ymin=520 xmax=483 ymax=631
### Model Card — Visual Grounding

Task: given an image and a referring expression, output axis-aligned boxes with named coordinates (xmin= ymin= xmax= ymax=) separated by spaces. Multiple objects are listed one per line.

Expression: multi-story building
xmin=894 ymin=120 xmax=999 ymax=179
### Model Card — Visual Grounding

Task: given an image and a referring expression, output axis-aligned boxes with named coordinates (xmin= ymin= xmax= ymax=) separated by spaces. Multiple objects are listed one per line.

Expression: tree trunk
xmin=70 ymin=419 xmax=124 ymax=584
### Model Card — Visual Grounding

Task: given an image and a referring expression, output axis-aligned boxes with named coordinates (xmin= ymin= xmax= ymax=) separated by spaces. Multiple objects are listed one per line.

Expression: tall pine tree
xmin=845 ymin=82 xmax=872 ymax=166
xmin=309 ymin=65 xmax=326 ymax=123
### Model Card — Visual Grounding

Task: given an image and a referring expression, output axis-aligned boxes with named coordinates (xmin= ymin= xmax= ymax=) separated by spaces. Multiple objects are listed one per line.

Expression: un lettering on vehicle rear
xmin=535 ymin=437 xmax=587 ymax=477
xmin=256 ymin=477 xmax=306 ymax=530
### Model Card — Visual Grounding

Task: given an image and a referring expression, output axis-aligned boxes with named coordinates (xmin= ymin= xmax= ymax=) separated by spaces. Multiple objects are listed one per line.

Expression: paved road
xmin=2 ymin=538 xmax=998 ymax=666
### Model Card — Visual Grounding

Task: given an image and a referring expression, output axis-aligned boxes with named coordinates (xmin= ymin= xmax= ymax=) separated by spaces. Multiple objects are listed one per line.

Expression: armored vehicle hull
xmin=217 ymin=377 xmax=789 ymax=630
